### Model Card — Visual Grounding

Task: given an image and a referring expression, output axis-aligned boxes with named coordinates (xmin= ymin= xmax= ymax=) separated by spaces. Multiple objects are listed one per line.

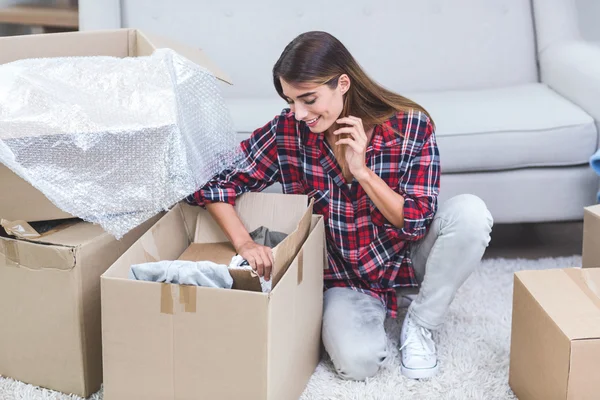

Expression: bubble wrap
xmin=0 ymin=49 xmax=244 ymax=238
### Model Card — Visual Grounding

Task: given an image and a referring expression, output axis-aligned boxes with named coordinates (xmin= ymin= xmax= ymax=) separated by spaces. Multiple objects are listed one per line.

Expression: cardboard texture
xmin=0 ymin=28 xmax=231 ymax=222
xmin=582 ymin=204 xmax=600 ymax=269
xmin=101 ymin=192 xmax=325 ymax=400
xmin=509 ymin=268 xmax=600 ymax=400
xmin=0 ymin=213 xmax=162 ymax=397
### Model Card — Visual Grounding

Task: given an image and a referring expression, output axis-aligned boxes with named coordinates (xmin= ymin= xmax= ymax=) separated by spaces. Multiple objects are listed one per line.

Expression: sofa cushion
xmin=154 ymin=0 xmax=538 ymax=96
xmin=226 ymin=83 xmax=597 ymax=174
xmin=410 ymin=83 xmax=597 ymax=172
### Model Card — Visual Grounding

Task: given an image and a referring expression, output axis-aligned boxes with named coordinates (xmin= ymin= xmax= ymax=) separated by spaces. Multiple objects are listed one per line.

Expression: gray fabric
xmin=249 ymin=226 xmax=287 ymax=248
xmin=406 ymin=194 xmax=493 ymax=330
xmin=321 ymin=287 xmax=388 ymax=381
xmin=129 ymin=260 xmax=233 ymax=288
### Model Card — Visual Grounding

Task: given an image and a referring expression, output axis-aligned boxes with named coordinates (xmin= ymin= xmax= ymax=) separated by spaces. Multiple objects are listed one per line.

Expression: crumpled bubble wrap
xmin=0 ymin=48 xmax=244 ymax=238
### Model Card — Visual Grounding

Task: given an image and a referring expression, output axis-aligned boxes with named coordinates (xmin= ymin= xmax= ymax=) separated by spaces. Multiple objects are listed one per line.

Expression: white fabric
xmin=227 ymin=84 xmax=597 ymax=173
xmin=532 ymin=0 xmax=581 ymax=52
xmin=408 ymin=83 xmax=597 ymax=172
xmin=540 ymin=41 xmax=600 ymax=126
xmin=439 ymin=166 xmax=599 ymax=223
xmin=123 ymin=0 xmax=538 ymax=94
xmin=223 ymin=97 xmax=288 ymax=133
xmin=129 ymin=260 xmax=233 ymax=288
xmin=263 ymin=166 xmax=600 ymax=223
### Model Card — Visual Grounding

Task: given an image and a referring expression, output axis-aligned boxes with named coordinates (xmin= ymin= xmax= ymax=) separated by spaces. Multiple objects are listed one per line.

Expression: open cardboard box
xmin=509 ymin=267 xmax=600 ymax=400
xmin=0 ymin=213 xmax=162 ymax=397
xmin=0 ymin=28 xmax=231 ymax=222
xmin=101 ymin=192 xmax=326 ymax=400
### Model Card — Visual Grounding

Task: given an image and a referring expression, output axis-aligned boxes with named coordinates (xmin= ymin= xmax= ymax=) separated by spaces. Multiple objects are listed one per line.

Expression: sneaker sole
xmin=401 ymin=363 xmax=439 ymax=379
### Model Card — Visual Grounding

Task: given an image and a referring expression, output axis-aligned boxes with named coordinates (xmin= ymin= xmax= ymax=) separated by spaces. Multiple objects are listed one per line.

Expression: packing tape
xmin=160 ymin=283 xmax=197 ymax=314
xmin=161 ymin=283 xmax=174 ymax=314
xmin=179 ymin=285 xmax=197 ymax=313
xmin=297 ymin=248 xmax=304 ymax=285
xmin=564 ymin=268 xmax=600 ymax=310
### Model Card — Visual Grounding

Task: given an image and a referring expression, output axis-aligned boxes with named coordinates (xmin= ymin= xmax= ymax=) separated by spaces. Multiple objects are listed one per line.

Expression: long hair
xmin=272 ymin=31 xmax=434 ymax=181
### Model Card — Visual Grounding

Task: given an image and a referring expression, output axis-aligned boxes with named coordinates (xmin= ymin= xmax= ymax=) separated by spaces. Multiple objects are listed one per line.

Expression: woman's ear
xmin=338 ymin=74 xmax=351 ymax=95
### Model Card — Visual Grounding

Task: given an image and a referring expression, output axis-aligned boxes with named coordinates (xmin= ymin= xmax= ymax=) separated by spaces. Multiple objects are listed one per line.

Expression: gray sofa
xmin=105 ymin=0 xmax=600 ymax=223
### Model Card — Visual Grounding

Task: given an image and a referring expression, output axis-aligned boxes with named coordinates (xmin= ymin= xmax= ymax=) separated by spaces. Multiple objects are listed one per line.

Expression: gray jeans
xmin=321 ymin=194 xmax=494 ymax=380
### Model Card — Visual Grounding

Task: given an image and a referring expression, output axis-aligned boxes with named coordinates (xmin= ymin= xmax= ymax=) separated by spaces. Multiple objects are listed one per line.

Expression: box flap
xmin=271 ymin=198 xmax=314 ymax=287
xmin=0 ymin=29 xmax=129 ymax=65
xmin=0 ymin=165 xmax=74 ymax=222
xmin=16 ymin=222 xmax=106 ymax=247
xmin=583 ymin=205 xmax=600 ymax=268
xmin=0 ymin=237 xmax=76 ymax=270
xmin=267 ymin=215 xmax=325 ymax=400
xmin=135 ymin=30 xmax=232 ymax=84
xmin=516 ymin=268 xmax=600 ymax=340
xmin=194 ymin=193 xmax=310 ymax=243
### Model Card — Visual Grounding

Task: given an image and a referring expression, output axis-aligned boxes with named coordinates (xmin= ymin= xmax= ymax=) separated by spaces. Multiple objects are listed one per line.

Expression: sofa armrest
xmin=540 ymin=41 xmax=600 ymax=124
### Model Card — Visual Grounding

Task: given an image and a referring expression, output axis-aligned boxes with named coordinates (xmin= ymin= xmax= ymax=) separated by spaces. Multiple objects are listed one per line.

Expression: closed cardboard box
xmin=0 ymin=213 xmax=162 ymax=397
xmin=0 ymin=28 xmax=230 ymax=222
xmin=509 ymin=267 xmax=600 ymax=400
xmin=101 ymin=192 xmax=325 ymax=400
xmin=582 ymin=204 xmax=600 ymax=269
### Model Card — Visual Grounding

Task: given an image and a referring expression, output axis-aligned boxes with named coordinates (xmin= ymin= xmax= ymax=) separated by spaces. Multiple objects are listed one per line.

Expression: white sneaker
xmin=399 ymin=314 xmax=439 ymax=379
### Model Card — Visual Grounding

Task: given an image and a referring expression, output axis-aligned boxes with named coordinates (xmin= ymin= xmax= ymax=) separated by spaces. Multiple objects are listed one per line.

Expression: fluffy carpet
xmin=0 ymin=255 xmax=582 ymax=400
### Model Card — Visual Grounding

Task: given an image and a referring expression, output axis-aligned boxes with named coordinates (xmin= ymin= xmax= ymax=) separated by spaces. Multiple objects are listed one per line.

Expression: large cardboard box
xmin=509 ymin=267 xmax=600 ymax=400
xmin=582 ymin=204 xmax=600 ymax=268
xmin=0 ymin=213 xmax=162 ymax=397
xmin=0 ymin=28 xmax=231 ymax=222
xmin=101 ymin=193 xmax=325 ymax=400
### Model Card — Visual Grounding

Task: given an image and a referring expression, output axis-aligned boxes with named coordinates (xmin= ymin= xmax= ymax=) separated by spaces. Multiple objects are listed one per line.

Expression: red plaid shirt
xmin=189 ymin=108 xmax=440 ymax=317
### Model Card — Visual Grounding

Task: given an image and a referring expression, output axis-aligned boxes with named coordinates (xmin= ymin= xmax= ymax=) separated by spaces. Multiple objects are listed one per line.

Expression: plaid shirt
xmin=189 ymin=108 xmax=440 ymax=317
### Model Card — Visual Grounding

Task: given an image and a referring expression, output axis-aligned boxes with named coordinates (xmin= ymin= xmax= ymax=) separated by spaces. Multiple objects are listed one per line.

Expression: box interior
xmin=104 ymin=193 xmax=313 ymax=295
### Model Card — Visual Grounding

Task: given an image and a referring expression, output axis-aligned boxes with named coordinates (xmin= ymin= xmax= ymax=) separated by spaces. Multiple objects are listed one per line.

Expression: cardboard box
xmin=509 ymin=268 xmax=600 ymax=400
xmin=582 ymin=204 xmax=600 ymax=268
xmin=101 ymin=193 xmax=325 ymax=400
xmin=0 ymin=28 xmax=231 ymax=222
xmin=0 ymin=213 xmax=163 ymax=397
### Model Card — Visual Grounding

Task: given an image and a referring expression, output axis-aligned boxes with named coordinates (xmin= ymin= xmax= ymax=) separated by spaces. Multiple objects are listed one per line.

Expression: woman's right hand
xmin=236 ymin=240 xmax=275 ymax=281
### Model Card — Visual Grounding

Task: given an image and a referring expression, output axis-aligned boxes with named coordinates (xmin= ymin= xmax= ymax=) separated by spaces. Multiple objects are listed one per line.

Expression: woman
xmin=188 ymin=31 xmax=493 ymax=381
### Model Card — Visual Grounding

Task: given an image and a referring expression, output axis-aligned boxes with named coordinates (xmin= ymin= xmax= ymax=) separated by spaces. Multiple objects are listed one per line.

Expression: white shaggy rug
xmin=0 ymin=256 xmax=581 ymax=400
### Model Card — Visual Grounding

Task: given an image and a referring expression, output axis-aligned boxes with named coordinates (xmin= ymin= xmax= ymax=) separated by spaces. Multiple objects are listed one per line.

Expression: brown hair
xmin=272 ymin=31 xmax=434 ymax=181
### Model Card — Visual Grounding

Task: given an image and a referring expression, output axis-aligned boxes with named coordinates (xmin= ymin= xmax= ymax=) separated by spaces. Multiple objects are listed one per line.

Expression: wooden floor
xmin=484 ymin=221 xmax=583 ymax=260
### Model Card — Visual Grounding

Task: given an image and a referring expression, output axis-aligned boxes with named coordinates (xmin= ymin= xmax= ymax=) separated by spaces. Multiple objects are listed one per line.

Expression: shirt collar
xmin=371 ymin=121 xmax=401 ymax=152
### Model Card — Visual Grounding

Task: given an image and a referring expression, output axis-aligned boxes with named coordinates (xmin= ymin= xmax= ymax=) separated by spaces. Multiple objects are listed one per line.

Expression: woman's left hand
xmin=334 ymin=116 xmax=370 ymax=180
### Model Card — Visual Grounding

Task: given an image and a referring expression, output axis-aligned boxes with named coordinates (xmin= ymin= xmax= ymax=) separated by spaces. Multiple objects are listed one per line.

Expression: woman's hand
xmin=334 ymin=116 xmax=370 ymax=180
xmin=236 ymin=240 xmax=275 ymax=281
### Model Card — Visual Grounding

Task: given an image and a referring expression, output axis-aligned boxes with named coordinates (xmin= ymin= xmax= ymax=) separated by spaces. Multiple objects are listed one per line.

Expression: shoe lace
xmin=400 ymin=322 xmax=436 ymax=357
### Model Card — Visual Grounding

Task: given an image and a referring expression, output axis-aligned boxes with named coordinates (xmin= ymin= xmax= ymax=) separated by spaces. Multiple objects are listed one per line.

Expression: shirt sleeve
xmin=186 ymin=116 xmax=282 ymax=207
xmin=377 ymin=112 xmax=440 ymax=241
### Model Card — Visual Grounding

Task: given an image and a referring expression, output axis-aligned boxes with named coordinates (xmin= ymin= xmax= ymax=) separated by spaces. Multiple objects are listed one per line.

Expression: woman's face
xmin=280 ymin=75 xmax=350 ymax=134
